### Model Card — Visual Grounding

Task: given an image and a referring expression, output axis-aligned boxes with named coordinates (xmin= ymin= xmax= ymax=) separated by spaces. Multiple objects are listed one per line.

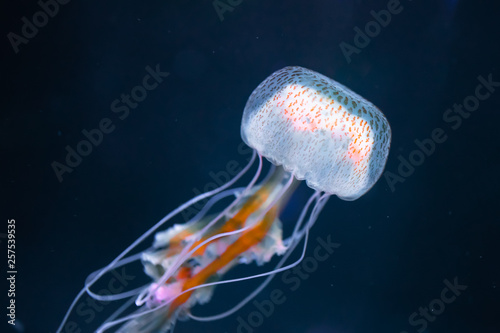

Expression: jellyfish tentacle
xmin=58 ymin=65 xmax=392 ymax=333
xmin=186 ymin=191 xmax=323 ymax=322
xmin=186 ymin=229 xmax=310 ymax=322
xmin=114 ymin=167 xmax=294 ymax=331
xmin=145 ymin=169 xmax=293 ymax=313
xmin=139 ymin=153 xmax=264 ymax=306
xmin=95 ymin=154 xmax=266 ymax=332
xmin=187 ymin=235 xmax=307 ymax=322
xmin=284 ymin=191 xmax=321 ymax=247
xmin=101 ymin=296 xmax=136 ymax=330
xmin=293 ymin=193 xmax=330 ymax=242
xmin=97 ymin=205 xmax=282 ymax=332
xmin=84 ymin=253 xmax=147 ymax=301
xmin=168 ymin=205 xmax=280 ymax=314
xmin=85 ymin=189 xmax=257 ymax=317
xmin=181 ymin=192 xmax=331 ymax=324
xmin=97 ymin=304 xmax=175 ymax=333
xmin=154 ymin=186 xmax=248 ymax=258
xmin=56 ymin=151 xmax=257 ymax=333
xmin=188 ymin=186 xmax=246 ymax=225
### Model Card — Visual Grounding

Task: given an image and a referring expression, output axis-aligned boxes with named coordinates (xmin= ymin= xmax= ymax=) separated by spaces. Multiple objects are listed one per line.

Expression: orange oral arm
xmin=168 ymin=204 xmax=277 ymax=315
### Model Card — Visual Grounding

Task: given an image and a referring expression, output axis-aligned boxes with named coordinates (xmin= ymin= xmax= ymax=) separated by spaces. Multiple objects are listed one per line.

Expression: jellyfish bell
xmin=242 ymin=66 xmax=391 ymax=201
xmin=57 ymin=66 xmax=391 ymax=333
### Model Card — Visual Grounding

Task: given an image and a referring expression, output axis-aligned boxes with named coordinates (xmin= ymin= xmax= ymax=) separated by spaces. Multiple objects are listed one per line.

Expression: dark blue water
xmin=2 ymin=1 xmax=499 ymax=332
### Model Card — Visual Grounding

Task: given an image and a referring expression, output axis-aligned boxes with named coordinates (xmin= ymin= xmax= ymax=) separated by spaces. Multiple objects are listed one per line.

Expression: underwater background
xmin=2 ymin=0 xmax=500 ymax=332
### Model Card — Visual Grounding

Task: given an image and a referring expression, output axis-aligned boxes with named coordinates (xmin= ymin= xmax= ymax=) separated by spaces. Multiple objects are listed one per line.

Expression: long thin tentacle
xmin=56 ymin=151 xmax=256 ymax=333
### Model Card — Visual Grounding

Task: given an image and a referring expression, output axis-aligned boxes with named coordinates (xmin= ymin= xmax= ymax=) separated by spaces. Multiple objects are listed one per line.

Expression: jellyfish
xmin=57 ymin=66 xmax=391 ymax=333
